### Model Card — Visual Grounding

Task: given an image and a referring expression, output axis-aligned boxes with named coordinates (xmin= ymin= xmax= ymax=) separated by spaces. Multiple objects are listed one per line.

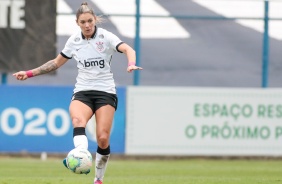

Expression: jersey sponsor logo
xmin=80 ymin=59 xmax=105 ymax=69
xmin=96 ymin=42 xmax=104 ymax=52
xmin=75 ymin=37 xmax=80 ymax=42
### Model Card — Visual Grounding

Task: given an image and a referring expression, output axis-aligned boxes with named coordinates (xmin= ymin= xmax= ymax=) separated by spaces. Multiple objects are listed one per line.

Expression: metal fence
xmin=1 ymin=0 xmax=282 ymax=87
xmin=127 ymin=0 xmax=281 ymax=87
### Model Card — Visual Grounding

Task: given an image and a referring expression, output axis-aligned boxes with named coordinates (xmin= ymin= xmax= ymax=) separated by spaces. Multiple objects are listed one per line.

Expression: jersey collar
xmin=81 ymin=26 xmax=97 ymax=40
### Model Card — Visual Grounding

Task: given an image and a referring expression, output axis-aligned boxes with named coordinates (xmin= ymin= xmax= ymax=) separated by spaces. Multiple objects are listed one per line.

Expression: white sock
xmin=94 ymin=153 xmax=110 ymax=182
xmin=73 ymin=135 xmax=88 ymax=149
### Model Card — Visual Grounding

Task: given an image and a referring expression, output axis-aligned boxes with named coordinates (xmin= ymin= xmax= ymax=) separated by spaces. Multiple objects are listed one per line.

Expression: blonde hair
xmin=76 ymin=2 xmax=104 ymax=24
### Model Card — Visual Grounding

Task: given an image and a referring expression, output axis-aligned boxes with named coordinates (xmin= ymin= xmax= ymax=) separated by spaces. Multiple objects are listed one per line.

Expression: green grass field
xmin=0 ymin=157 xmax=282 ymax=184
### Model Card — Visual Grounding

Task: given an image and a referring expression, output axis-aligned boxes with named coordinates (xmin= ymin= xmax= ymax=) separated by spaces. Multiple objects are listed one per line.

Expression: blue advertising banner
xmin=0 ymin=85 xmax=126 ymax=154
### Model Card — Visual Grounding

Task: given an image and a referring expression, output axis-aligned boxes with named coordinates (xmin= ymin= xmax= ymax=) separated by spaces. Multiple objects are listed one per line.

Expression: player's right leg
xmin=69 ymin=99 xmax=93 ymax=148
xmin=63 ymin=97 xmax=93 ymax=169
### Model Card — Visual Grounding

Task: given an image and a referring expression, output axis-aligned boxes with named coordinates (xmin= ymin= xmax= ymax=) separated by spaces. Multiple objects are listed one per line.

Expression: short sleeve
xmin=60 ymin=37 xmax=74 ymax=59
xmin=105 ymin=30 xmax=123 ymax=53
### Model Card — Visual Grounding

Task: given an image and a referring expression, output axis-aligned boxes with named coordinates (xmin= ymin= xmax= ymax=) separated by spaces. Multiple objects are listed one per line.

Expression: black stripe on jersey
xmin=60 ymin=52 xmax=72 ymax=59
xmin=116 ymin=42 xmax=125 ymax=53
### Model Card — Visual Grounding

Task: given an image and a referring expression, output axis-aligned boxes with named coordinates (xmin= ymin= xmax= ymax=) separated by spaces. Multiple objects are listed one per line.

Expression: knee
xmin=72 ymin=117 xmax=85 ymax=127
xmin=97 ymin=133 xmax=110 ymax=149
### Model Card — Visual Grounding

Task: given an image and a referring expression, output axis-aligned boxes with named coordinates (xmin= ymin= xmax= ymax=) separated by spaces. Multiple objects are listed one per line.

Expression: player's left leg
xmin=93 ymin=105 xmax=115 ymax=184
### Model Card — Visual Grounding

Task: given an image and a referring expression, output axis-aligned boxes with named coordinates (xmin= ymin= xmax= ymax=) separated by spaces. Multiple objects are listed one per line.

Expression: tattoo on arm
xmin=35 ymin=60 xmax=58 ymax=76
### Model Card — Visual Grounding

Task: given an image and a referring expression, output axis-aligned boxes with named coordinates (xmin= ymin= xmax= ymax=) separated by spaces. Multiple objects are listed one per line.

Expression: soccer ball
xmin=65 ymin=148 xmax=93 ymax=174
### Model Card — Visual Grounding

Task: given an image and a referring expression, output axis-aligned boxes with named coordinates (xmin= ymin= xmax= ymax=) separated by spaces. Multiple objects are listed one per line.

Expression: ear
xmin=76 ymin=19 xmax=79 ymax=26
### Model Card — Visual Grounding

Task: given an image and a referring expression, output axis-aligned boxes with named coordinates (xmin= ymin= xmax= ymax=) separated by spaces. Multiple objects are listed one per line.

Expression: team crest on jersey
xmin=75 ymin=37 xmax=80 ymax=42
xmin=96 ymin=42 xmax=104 ymax=52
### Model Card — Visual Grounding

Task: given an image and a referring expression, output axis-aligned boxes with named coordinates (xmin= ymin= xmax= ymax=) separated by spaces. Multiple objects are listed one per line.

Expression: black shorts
xmin=71 ymin=90 xmax=118 ymax=113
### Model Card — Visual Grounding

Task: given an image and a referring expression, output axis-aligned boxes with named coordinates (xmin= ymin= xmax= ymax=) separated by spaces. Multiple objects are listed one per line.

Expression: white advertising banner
xmin=126 ymin=87 xmax=282 ymax=156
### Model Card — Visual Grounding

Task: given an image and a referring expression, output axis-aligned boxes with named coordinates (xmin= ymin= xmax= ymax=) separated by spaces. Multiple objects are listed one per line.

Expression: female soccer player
xmin=13 ymin=2 xmax=142 ymax=184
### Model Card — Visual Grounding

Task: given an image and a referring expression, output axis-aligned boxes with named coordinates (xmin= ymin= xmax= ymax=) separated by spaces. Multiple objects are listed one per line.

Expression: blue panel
xmin=0 ymin=85 xmax=126 ymax=154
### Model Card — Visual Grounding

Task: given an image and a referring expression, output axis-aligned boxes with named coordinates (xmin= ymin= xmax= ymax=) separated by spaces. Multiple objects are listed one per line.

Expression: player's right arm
xmin=13 ymin=54 xmax=68 ymax=80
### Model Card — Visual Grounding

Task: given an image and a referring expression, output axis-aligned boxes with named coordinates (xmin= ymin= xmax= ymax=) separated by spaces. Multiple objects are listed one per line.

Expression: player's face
xmin=77 ymin=13 xmax=96 ymax=39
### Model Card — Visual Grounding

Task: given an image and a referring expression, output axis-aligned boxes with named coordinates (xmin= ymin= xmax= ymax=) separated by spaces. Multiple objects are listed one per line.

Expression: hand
xmin=13 ymin=71 xmax=28 ymax=80
xmin=127 ymin=65 xmax=143 ymax=73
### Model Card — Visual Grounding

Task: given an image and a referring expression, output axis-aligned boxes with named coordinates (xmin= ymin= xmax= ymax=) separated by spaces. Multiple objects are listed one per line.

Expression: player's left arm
xmin=117 ymin=43 xmax=143 ymax=73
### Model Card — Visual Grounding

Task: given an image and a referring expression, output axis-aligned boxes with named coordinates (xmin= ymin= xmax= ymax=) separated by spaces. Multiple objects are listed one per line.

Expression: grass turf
xmin=0 ymin=157 xmax=282 ymax=184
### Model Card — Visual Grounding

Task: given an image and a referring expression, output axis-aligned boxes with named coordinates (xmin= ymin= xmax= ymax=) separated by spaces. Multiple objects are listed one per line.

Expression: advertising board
xmin=0 ymin=86 xmax=125 ymax=154
xmin=126 ymin=87 xmax=282 ymax=156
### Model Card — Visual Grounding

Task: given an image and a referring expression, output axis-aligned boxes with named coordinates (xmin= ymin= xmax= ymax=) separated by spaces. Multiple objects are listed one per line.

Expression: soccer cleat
xmin=63 ymin=158 xmax=69 ymax=169
xmin=94 ymin=179 xmax=102 ymax=184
